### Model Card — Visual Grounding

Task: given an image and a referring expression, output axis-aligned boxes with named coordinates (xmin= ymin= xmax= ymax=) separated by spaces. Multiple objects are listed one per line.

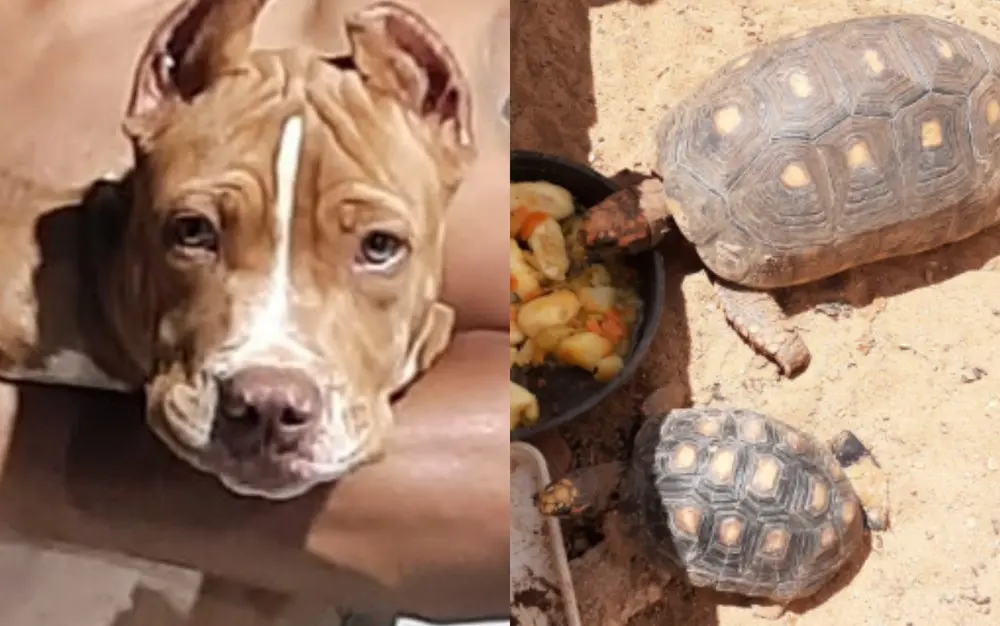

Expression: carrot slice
xmin=510 ymin=206 xmax=530 ymax=236
xmin=602 ymin=327 xmax=624 ymax=346
xmin=510 ymin=274 xmax=518 ymax=291
xmin=586 ymin=318 xmax=604 ymax=336
xmin=518 ymin=211 xmax=550 ymax=240
xmin=601 ymin=310 xmax=626 ymax=345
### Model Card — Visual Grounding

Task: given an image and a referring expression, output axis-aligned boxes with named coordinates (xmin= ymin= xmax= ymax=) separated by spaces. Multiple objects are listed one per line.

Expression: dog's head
xmin=108 ymin=0 xmax=475 ymax=499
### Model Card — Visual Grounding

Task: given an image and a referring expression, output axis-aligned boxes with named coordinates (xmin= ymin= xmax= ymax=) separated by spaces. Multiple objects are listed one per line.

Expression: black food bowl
xmin=510 ymin=150 xmax=666 ymax=440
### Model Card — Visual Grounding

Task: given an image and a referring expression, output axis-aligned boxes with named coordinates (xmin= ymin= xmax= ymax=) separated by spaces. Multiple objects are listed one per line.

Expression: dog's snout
xmin=216 ymin=366 xmax=323 ymax=457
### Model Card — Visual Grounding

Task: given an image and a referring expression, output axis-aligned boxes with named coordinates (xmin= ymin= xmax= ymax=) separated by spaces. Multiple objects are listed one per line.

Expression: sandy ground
xmin=512 ymin=0 xmax=1000 ymax=624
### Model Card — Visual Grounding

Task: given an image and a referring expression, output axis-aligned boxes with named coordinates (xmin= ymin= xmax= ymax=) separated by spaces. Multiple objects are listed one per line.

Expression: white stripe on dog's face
xmin=195 ymin=113 xmax=369 ymax=498
xmin=224 ymin=114 xmax=311 ymax=365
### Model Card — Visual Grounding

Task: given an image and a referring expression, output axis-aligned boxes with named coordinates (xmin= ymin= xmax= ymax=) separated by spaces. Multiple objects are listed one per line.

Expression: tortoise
xmin=581 ymin=14 xmax=1000 ymax=376
xmin=536 ymin=405 xmax=889 ymax=611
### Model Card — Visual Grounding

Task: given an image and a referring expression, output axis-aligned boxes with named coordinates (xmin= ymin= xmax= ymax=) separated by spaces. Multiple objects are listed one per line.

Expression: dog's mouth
xmin=211 ymin=450 xmax=344 ymax=500
xmin=152 ymin=377 xmax=378 ymax=500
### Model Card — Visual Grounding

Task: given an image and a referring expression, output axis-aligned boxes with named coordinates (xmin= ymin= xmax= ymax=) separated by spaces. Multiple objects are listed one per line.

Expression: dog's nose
xmin=216 ymin=366 xmax=323 ymax=457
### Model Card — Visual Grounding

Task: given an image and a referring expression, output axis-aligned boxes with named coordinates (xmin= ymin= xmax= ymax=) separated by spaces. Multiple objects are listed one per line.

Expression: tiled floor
xmin=0 ymin=539 xmax=201 ymax=625
xmin=0 ymin=539 xmax=342 ymax=626
xmin=0 ymin=539 xmax=509 ymax=626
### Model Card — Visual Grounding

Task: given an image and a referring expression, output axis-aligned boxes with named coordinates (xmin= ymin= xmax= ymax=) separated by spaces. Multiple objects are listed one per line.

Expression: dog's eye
xmin=357 ymin=231 xmax=408 ymax=269
xmin=166 ymin=212 xmax=219 ymax=253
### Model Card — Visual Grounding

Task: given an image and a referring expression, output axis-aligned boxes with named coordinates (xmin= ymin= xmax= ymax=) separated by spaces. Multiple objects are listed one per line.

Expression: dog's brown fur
xmin=0 ymin=0 xmax=477 ymax=499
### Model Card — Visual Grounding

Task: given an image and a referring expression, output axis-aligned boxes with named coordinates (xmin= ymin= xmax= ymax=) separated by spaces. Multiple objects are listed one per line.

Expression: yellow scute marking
xmin=987 ymin=99 xmax=1000 ymax=126
xmin=697 ymin=417 xmax=721 ymax=437
xmin=713 ymin=106 xmax=742 ymax=135
xmin=788 ymin=72 xmax=813 ymax=98
xmin=674 ymin=506 xmax=702 ymax=535
xmin=717 ymin=517 xmax=743 ymax=546
xmin=750 ymin=456 xmax=781 ymax=494
xmin=921 ymin=119 xmax=943 ymax=149
xmin=847 ymin=141 xmax=872 ymax=169
xmin=671 ymin=443 xmax=698 ymax=471
xmin=781 ymin=163 xmax=811 ymax=188
xmin=740 ymin=418 xmax=766 ymax=443
xmin=709 ymin=448 xmax=737 ymax=483
xmin=842 ymin=500 xmax=858 ymax=525
xmin=937 ymin=39 xmax=954 ymax=60
xmin=761 ymin=528 xmax=789 ymax=555
xmin=809 ymin=480 xmax=830 ymax=515
xmin=863 ymin=50 xmax=885 ymax=75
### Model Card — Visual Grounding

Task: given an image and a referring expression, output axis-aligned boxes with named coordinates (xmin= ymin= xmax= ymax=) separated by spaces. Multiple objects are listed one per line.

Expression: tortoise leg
xmin=710 ymin=277 xmax=811 ymax=377
xmin=640 ymin=385 xmax=685 ymax=418
xmin=569 ymin=536 xmax=666 ymax=626
xmin=602 ymin=511 xmax=641 ymax=566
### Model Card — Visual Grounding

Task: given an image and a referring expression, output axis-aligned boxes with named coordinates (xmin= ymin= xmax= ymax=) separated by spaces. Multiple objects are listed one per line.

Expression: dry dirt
xmin=512 ymin=0 xmax=1000 ymax=624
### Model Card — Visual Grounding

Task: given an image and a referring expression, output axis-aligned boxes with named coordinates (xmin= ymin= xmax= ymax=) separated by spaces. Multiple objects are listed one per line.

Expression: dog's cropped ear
xmin=344 ymin=2 xmax=476 ymax=173
xmin=124 ymin=0 xmax=270 ymax=139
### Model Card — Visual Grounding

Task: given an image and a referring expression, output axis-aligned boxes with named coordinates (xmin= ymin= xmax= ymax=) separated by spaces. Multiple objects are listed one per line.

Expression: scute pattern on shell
xmin=655 ymin=15 xmax=1000 ymax=289
xmin=620 ymin=407 xmax=864 ymax=601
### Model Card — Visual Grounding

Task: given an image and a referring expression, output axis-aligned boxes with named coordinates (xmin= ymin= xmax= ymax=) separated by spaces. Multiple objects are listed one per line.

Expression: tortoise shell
xmin=621 ymin=407 xmax=864 ymax=601
xmin=655 ymin=15 xmax=1000 ymax=289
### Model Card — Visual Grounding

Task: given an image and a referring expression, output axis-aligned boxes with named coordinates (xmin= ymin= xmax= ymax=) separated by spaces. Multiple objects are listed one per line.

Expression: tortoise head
xmin=534 ymin=462 xmax=625 ymax=518
xmin=579 ymin=175 xmax=671 ymax=255
xmin=830 ymin=430 xmax=890 ymax=532
xmin=535 ymin=478 xmax=589 ymax=518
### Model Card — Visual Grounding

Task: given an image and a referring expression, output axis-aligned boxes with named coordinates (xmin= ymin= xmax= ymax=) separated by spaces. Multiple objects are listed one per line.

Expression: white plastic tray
xmin=395 ymin=617 xmax=510 ymax=626
xmin=510 ymin=442 xmax=582 ymax=626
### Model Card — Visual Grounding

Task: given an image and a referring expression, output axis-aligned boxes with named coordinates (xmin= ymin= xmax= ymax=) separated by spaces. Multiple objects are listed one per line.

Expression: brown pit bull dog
xmin=0 ymin=0 xmax=475 ymax=499
xmin=0 ymin=0 xmax=508 ymax=617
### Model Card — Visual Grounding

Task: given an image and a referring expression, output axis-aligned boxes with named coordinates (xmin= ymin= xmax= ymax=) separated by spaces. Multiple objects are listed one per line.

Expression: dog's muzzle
xmin=156 ymin=362 xmax=372 ymax=499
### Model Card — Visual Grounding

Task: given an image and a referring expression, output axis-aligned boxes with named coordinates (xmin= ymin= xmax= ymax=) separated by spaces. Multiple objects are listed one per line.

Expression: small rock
xmin=960 ymin=583 xmax=991 ymax=607
xmin=960 ymin=366 xmax=988 ymax=383
xmin=708 ymin=382 xmax=726 ymax=403
xmin=815 ymin=302 xmax=852 ymax=319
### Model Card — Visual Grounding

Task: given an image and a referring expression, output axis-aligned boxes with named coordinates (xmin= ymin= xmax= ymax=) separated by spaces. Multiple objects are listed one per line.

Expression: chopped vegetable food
xmin=509 ymin=180 xmax=643 ymax=431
